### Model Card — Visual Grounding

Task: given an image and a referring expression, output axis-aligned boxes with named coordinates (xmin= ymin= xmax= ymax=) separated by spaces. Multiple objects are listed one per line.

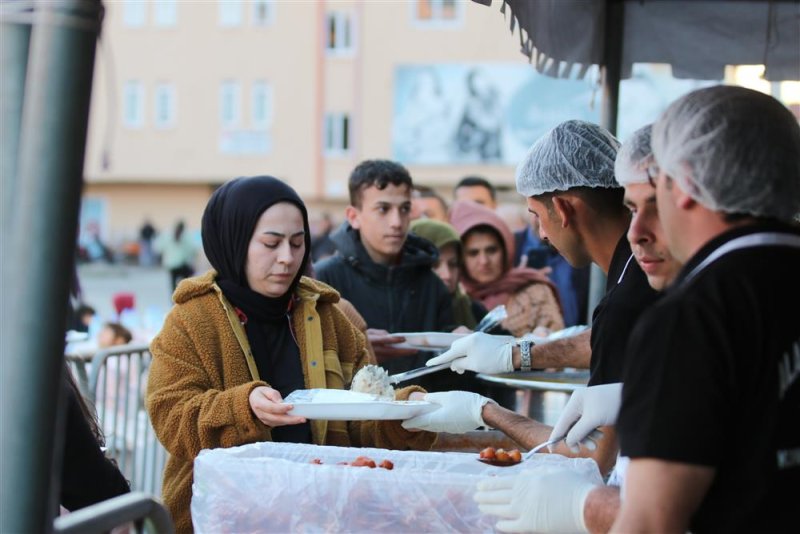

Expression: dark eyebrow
xmin=262 ymin=230 xmax=306 ymax=238
xmin=375 ymin=200 xmax=412 ymax=208
xmin=623 ymin=195 xmax=656 ymax=209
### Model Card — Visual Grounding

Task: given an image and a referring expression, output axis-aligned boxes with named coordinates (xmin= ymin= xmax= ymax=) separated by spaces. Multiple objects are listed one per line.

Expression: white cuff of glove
xmin=401 ymin=391 xmax=495 ymax=433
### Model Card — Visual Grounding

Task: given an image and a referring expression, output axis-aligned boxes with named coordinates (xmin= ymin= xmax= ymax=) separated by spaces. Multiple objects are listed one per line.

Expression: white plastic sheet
xmin=192 ymin=441 xmax=602 ymax=533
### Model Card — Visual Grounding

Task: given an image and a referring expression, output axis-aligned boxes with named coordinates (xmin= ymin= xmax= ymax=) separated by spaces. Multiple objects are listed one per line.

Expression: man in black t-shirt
xmin=479 ymin=88 xmax=800 ymax=531
xmin=612 ymin=86 xmax=800 ymax=533
xmin=518 ymin=87 xmax=800 ymax=533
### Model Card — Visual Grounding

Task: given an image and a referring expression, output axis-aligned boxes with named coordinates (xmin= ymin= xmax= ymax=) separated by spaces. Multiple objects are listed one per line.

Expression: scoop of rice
xmin=351 ymin=365 xmax=395 ymax=400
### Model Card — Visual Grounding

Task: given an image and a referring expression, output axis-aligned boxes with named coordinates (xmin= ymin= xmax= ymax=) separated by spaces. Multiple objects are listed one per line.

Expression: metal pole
xmin=587 ymin=0 xmax=625 ymax=322
xmin=0 ymin=1 xmax=103 ymax=532
xmin=600 ymin=0 xmax=624 ymax=137
xmin=53 ymin=492 xmax=175 ymax=534
xmin=0 ymin=0 xmax=31 ymax=230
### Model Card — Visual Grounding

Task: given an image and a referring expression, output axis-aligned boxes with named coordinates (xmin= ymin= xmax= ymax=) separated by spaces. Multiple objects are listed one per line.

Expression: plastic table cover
xmin=192 ymin=440 xmax=602 ymax=533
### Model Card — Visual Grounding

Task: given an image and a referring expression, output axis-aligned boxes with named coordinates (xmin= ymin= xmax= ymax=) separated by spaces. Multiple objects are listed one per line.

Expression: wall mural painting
xmin=392 ymin=63 xmax=714 ymax=166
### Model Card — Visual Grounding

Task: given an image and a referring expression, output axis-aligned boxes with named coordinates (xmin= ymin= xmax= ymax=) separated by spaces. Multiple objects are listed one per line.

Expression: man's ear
xmin=551 ymin=196 xmax=574 ymax=228
xmin=669 ymin=177 xmax=697 ymax=211
xmin=675 ymin=189 xmax=696 ymax=211
xmin=345 ymin=205 xmax=361 ymax=230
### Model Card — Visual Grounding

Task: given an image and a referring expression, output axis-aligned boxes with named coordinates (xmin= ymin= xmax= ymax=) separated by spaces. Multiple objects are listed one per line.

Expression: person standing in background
xmin=409 ymin=218 xmax=486 ymax=329
xmin=310 ymin=213 xmax=337 ymax=263
xmin=514 ymin=216 xmax=590 ymax=327
xmin=453 ymin=175 xmax=497 ymax=209
xmin=410 ymin=185 xmax=449 ymax=222
xmin=314 ymin=159 xmax=454 ymax=372
xmin=138 ymin=218 xmax=157 ymax=267
xmin=454 ymin=174 xmax=588 ymax=325
xmin=449 ymin=200 xmax=564 ymax=337
xmin=156 ymin=220 xmax=197 ymax=293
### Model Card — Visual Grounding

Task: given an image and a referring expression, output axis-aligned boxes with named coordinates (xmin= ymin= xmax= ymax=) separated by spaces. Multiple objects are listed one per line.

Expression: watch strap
xmin=518 ymin=340 xmax=533 ymax=372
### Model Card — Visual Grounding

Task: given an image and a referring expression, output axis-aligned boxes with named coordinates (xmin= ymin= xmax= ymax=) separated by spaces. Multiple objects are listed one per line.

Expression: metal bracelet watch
xmin=517 ymin=339 xmax=533 ymax=372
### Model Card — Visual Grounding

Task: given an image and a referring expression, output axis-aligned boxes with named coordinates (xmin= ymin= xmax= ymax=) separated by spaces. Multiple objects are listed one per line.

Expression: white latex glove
xmin=549 ymin=382 xmax=623 ymax=452
xmin=475 ymin=466 xmax=598 ymax=533
xmin=401 ymin=391 xmax=495 ymax=433
xmin=426 ymin=332 xmax=514 ymax=374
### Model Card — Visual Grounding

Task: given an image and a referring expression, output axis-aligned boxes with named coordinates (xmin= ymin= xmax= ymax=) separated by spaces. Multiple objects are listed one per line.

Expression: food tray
xmin=192 ymin=441 xmax=601 ymax=533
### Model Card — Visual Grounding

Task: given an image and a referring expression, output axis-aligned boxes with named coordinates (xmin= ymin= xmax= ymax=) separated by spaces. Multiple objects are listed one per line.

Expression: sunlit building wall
xmin=83 ymin=0 xmax=529 ymax=245
xmin=82 ymin=1 xmax=799 ymax=250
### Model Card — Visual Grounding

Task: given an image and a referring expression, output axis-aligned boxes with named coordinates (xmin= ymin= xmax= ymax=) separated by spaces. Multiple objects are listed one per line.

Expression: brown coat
xmin=146 ymin=272 xmax=436 ymax=533
xmin=335 ymin=297 xmax=378 ymax=364
xmin=502 ymin=283 xmax=565 ymax=337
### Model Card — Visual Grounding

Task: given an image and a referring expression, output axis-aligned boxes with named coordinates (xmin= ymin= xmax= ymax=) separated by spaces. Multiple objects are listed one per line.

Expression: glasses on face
xmin=646 ymin=163 xmax=660 ymax=188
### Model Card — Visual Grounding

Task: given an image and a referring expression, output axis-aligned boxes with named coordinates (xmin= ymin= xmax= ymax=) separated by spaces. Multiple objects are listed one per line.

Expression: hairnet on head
xmin=516 ymin=120 xmax=621 ymax=197
xmin=615 ymin=124 xmax=653 ymax=186
xmin=651 ymin=85 xmax=800 ymax=222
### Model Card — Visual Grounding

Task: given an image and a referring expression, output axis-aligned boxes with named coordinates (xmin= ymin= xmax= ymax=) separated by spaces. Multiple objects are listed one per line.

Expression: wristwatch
xmin=517 ymin=340 xmax=534 ymax=372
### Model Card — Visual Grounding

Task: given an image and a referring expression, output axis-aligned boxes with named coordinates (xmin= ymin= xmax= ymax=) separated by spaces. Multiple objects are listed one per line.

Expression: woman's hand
xmin=366 ymin=328 xmax=417 ymax=362
xmin=248 ymin=386 xmax=307 ymax=428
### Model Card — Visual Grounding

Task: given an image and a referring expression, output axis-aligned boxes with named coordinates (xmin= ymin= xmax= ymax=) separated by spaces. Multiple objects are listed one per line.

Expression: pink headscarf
xmin=449 ymin=200 xmax=560 ymax=311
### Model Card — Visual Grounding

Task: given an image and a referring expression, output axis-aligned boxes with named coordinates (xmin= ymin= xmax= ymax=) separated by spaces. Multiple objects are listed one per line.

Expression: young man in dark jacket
xmin=314 ymin=160 xmax=454 ymax=375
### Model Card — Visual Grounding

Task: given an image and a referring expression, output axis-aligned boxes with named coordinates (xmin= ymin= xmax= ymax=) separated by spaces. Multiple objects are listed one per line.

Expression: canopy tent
xmin=473 ymin=0 xmax=799 ymax=315
xmin=474 ymin=0 xmax=800 ymax=82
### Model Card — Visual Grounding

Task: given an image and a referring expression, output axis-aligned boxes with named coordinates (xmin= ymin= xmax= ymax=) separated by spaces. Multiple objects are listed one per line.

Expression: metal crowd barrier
xmin=65 ymin=349 xmax=94 ymax=397
xmin=83 ymin=344 xmax=168 ymax=497
xmin=54 ymin=492 xmax=174 ymax=534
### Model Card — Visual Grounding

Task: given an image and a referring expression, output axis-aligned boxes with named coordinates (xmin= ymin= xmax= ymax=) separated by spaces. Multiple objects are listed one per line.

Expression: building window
xmin=219 ymin=0 xmax=243 ymax=27
xmin=412 ymin=0 xmax=463 ymax=26
xmin=122 ymin=0 xmax=147 ymax=27
xmin=325 ymin=11 xmax=354 ymax=54
xmin=251 ymin=81 xmax=273 ymax=129
xmin=153 ymin=0 xmax=177 ymax=27
xmin=123 ymin=80 xmax=145 ymax=128
xmin=219 ymin=80 xmax=241 ymax=127
xmin=324 ymin=113 xmax=350 ymax=155
xmin=154 ymin=83 xmax=176 ymax=128
xmin=251 ymin=0 xmax=273 ymax=26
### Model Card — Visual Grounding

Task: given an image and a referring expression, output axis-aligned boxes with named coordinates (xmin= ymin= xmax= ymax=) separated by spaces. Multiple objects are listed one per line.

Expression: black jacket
xmin=60 ymin=375 xmax=130 ymax=511
xmin=315 ymin=223 xmax=454 ymax=334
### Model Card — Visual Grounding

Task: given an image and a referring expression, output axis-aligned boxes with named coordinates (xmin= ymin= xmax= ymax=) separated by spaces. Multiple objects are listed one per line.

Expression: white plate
xmin=287 ymin=400 xmax=438 ymax=421
xmin=389 ymin=332 xmax=468 ymax=350
xmin=284 ymin=389 xmax=439 ymax=421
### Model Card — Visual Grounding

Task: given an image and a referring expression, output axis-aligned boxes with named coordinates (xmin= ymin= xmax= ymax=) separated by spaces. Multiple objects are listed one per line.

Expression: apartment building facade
xmin=82 ymin=0 xmax=799 ymax=250
xmin=83 ymin=0 xmax=532 ymax=245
